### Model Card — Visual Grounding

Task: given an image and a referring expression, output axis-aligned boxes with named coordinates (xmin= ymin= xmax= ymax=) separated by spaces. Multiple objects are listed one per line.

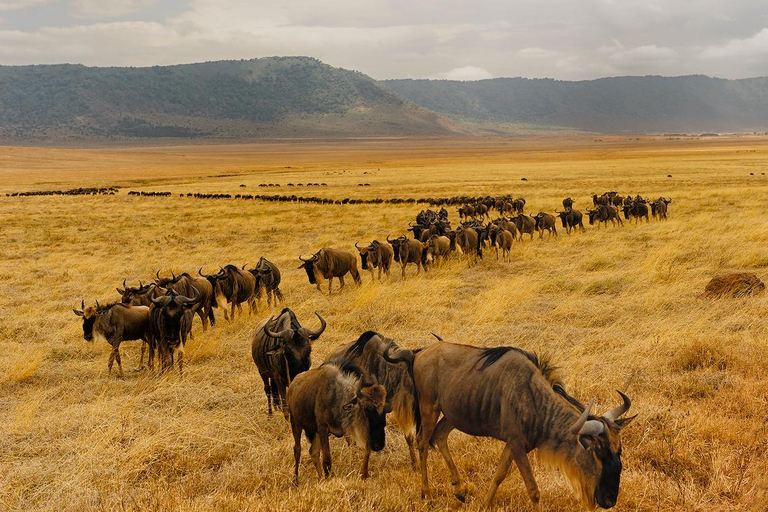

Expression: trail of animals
xmin=73 ymin=192 xmax=667 ymax=510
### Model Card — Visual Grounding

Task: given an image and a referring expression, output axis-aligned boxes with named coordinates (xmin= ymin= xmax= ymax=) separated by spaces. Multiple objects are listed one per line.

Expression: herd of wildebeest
xmin=72 ymin=191 xmax=668 ymax=509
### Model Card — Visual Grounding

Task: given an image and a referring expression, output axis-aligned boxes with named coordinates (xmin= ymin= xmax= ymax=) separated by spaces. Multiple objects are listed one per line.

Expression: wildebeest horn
xmin=431 ymin=332 xmax=444 ymax=341
xmin=171 ymin=270 xmax=176 ymax=280
xmin=569 ymin=400 xmax=595 ymax=435
xmin=386 ymin=235 xmax=394 ymax=243
xmin=603 ymin=390 xmax=632 ymax=423
xmin=302 ymin=312 xmax=326 ymax=341
xmin=298 ymin=255 xmax=311 ymax=262
xmin=156 ymin=270 xmax=161 ymax=280
xmin=264 ymin=316 xmax=292 ymax=340
xmin=95 ymin=299 xmax=101 ymax=309
xmin=81 ymin=300 xmax=85 ymax=310
xmin=152 ymin=295 xmax=172 ymax=307
xmin=355 ymin=240 xmax=361 ymax=250
xmin=177 ymin=286 xmax=201 ymax=305
xmin=123 ymin=279 xmax=127 ymax=288
xmin=242 ymin=263 xmax=248 ymax=270
xmin=116 ymin=287 xmax=125 ymax=294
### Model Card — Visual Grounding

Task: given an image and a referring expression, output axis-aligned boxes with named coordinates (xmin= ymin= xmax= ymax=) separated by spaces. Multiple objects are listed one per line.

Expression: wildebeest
xmin=117 ymin=280 xmax=164 ymax=307
xmin=356 ymin=240 xmax=394 ymax=282
xmin=298 ymin=248 xmax=361 ymax=294
xmin=326 ymin=332 xmax=419 ymax=468
xmin=249 ymin=257 xmax=284 ymax=307
xmin=514 ymin=214 xmax=536 ymax=241
xmin=149 ymin=287 xmax=201 ymax=376
xmin=495 ymin=229 xmax=514 ymax=262
xmin=454 ymin=226 xmax=482 ymax=267
xmin=425 ymin=235 xmax=451 ymax=267
xmin=287 ymin=360 xmax=388 ymax=483
xmin=387 ymin=236 xmax=427 ymax=277
xmin=511 ymin=198 xmax=526 ymax=214
xmin=622 ymin=200 xmax=649 ymax=224
xmin=251 ymin=308 xmax=327 ymax=415
xmin=385 ymin=340 xmax=635 ymax=509
xmin=474 ymin=203 xmax=490 ymax=221
xmin=155 ymin=271 xmax=215 ymax=330
xmin=651 ymin=197 xmax=672 ymax=220
xmin=562 ymin=197 xmax=575 ymax=210
xmin=73 ymin=300 xmax=153 ymax=376
xmin=556 ymin=209 xmax=586 ymax=234
xmin=587 ymin=205 xmax=624 ymax=229
xmin=457 ymin=204 xmax=475 ymax=221
xmin=199 ymin=265 xmax=255 ymax=321
xmin=532 ymin=212 xmax=558 ymax=239
xmin=496 ymin=219 xmax=521 ymax=241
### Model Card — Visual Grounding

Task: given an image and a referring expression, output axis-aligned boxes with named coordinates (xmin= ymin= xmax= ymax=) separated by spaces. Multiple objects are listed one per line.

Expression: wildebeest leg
xmin=361 ymin=448 xmax=371 ymax=479
xmin=308 ymin=431 xmax=323 ymax=480
xmin=509 ymin=442 xmax=541 ymax=510
xmin=277 ymin=381 xmax=290 ymax=420
xmin=197 ymin=308 xmax=207 ymax=331
xmin=401 ymin=262 xmax=407 ymax=278
xmin=114 ymin=345 xmax=124 ymax=378
xmin=327 ymin=277 xmax=334 ymax=294
xmin=338 ymin=275 xmax=345 ymax=290
xmin=432 ymin=418 xmax=467 ymax=501
xmin=260 ymin=373 xmax=273 ymax=414
xmin=175 ymin=345 xmax=184 ymax=377
xmin=292 ymin=421 xmax=303 ymax=485
xmin=418 ymin=404 xmax=441 ymax=499
xmin=404 ymin=432 xmax=418 ymax=470
xmin=137 ymin=340 xmax=146 ymax=371
xmin=318 ymin=426 xmax=332 ymax=477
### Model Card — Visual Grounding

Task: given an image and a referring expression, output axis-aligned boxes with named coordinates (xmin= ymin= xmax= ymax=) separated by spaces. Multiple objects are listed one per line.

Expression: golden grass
xmin=2 ymin=135 xmax=768 ymax=511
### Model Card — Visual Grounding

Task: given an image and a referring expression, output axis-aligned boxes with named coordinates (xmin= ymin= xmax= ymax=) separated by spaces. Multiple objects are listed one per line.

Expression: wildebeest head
xmin=355 ymin=241 xmax=371 ymax=269
xmin=118 ymin=280 xmax=161 ymax=306
xmin=263 ymin=311 xmax=326 ymax=372
xmin=297 ymin=253 xmax=320 ymax=284
xmin=556 ymin=210 xmax=569 ymax=228
xmin=557 ymin=392 xmax=635 ymax=509
xmin=151 ymin=287 xmax=201 ymax=347
xmin=73 ymin=299 xmax=102 ymax=342
xmin=344 ymin=375 xmax=388 ymax=452
xmin=586 ymin=209 xmax=598 ymax=225
xmin=386 ymin=235 xmax=406 ymax=262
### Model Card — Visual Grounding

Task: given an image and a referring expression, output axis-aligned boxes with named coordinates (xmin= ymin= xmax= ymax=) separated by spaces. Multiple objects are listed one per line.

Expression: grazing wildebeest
xmin=149 ymin=287 xmax=201 ymax=376
xmin=356 ymin=240 xmax=394 ymax=282
xmin=425 ymin=235 xmax=451 ymax=267
xmin=454 ymin=226 xmax=482 ymax=267
xmin=298 ymin=248 xmax=361 ymax=294
xmin=287 ymin=360 xmax=388 ymax=483
xmin=532 ymin=212 xmax=558 ymax=239
xmin=73 ymin=300 xmax=153 ymax=376
xmin=326 ymin=332 xmax=419 ymax=468
xmin=562 ymin=197 xmax=575 ymax=210
xmin=556 ymin=209 xmax=586 ymax=234
xmin=514 ymin=214 xmax=536 ymax=241
xmin=385 ymin=340 xmax=635 ymax=509
xmin=249 ymin=257 xmax=284 ymax=307
xmin=252 ymin=308 xmax=326 ymax=416
xmin=387 ymin=236 xmax=426 ymax=277
xmin=155 ymin=271 xmax=215 ymax=330
xmin=199 ymin=265 xmax=256 ymax=321
xmin=495 ymin=229 xmax=514 ymax=262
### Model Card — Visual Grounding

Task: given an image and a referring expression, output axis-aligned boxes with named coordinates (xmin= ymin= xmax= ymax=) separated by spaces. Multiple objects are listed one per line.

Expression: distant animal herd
xmin=70 ymin=191 xmax=662 ymax=509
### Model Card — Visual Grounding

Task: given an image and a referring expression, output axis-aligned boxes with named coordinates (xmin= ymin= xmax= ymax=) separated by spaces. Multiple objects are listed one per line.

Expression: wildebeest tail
xmin=274 ymin=287 xmax=285 ymax=303
xmin=208 ymin=307 xmax=216 ymax=327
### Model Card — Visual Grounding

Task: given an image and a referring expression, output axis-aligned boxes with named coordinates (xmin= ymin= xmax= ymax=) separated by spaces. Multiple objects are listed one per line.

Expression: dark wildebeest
xmin=495 ymin=229 xmax=514 ymax=262
xmin=326 ymin=332 xmax=419 ymax=468
xmin=587 ymin=205 xmax=623 ymax=229
xmin=622 ymin=201 xmax=649 ymax=224
xmin=252 ymin=308 xmax=327 ymax=416
xmin=475 ymin=203 xmax=490 ymax=221
xmin=454 ymin=226 xmax=482 ymax=267
xmin=249 ymin=257 xmax=284 ymax=307
xmin=562 ymin=197 xmax=575 ymax=210
xmin=425 ymin=235 xmax=451 ymax=267
xmin=155 ymin=271 xmax=215 ymax=330
xmin=117 ymin=280 xmax=164 ymax=307
xmin=592 ymin=193 xmax=610 ymax=206
xmin=149 ymin=287 xmax=202 ymax=376
xmin=73 ymin=300 xmax=153 ymax=376
xmin=457 ymin=204 xmax=475 ymax=222
xmin=387 ymin=235 xmax=426 ymax=277
xmin=556 ymin=209 xmax=586 ymax=234
xmin=298 ymin=248 xmax=361 ymax=294
xmin=199 ymin=265 xmax=256 ymax=321
xmin=532 ymin=212 xmax=558 ymax=239
xmin=511 ymin=198 xmax=526 ymax=214
xmin=651 ymin=197 xmax=671 ymax=220
xmin=514 ymin=214 xmax=536 ymax=241
xmin=385 ymin=340 xmax=635 ymax=509
xmin=287 ymin=359 xmax=388 ymax=483
xmin=356 ymin=240 xmax=394 ymax=282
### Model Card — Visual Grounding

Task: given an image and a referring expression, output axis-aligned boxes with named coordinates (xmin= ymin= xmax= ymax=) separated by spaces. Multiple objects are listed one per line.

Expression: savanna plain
xmin=2 ymin=135 xmax=768 ymax=511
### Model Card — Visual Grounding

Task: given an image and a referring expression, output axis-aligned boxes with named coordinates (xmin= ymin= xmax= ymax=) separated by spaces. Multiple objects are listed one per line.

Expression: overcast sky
xmin=1 ymin=0 xmax=767 ymax=80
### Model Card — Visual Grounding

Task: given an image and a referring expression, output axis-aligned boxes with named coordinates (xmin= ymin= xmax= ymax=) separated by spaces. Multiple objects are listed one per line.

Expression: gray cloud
xmin=0 ymin=0 xmax=767 ymax=80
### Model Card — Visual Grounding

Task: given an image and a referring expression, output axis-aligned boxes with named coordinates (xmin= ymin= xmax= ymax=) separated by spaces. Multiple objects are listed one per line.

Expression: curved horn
xmin=242 ymin=263 xmax=248 ymax=270
xmin=355 ymin=240 xmax=361 ymax=250
xmin=156 ymin=270 xmax=161 ymax=280
xmin=95 ymin=299 xmax=101 ymax=309
xmin=304 ymin=312 xmax=327 ymax=341
xmin=171 ymin=270 xmax=176 ymax=280
xmin=386 ymin=235 xmax=394 ymax=243
xmin=81 ymin=300 xmax=85 ymax=310
xmin=178 ymin=286 xmax=202 ymax=305
xmin=152 ymin=295 xmax=172 ymax=307
xmin=116 ymin=287 xmax=125 ymax=294
xmin=431 ymin=332 xmax=444 ymax=341
xmin=603 ymin=390 xmax=631 ymax=423
xmin=298 ymin=255 xmax=311 ymax=262
xmin=264 ymin=316 xmax=292 ymax=340
xmin=123 ymin=279 xmax=127 ymax=288
xmin=569 ymin=400 xmax=595 ymax=435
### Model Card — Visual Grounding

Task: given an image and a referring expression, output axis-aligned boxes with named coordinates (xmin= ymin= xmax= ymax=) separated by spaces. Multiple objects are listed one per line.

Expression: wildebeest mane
xmin=476 ymin=346 xmax=560 ymax=384
xmin=277 ymin=307 xmax=301 ymax=331
xmin=322 ymin=358 xmax=366 ymax=380
xmin=345 ymin=331 xmax=380 ymax=359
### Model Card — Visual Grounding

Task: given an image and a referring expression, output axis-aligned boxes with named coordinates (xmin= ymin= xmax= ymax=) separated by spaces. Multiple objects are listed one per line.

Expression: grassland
xmin=2 ymin=134 xmax=768 ymax=511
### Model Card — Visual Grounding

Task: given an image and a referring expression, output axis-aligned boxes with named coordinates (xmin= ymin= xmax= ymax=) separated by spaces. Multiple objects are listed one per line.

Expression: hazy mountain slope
xmin=382 ymin=75 xmax=768 ymax=133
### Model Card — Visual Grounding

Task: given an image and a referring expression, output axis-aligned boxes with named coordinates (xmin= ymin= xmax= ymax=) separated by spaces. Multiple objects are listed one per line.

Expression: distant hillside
xmin=0 ymin=57 xmax=457 ymax=142
xmin=382 ymin=75 xmax=768 ymax=133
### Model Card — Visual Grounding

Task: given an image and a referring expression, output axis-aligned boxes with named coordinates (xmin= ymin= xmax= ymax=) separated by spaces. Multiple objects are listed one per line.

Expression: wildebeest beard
xmin=82 ymin=316 xmax=96 ymax=341
xmin=300 ymin=261 xmax=317 ymax=284
xmin=364 ymin=406 xmax=386 ymax=452
xmin=595 ymin=443 xmax=623 ymax=508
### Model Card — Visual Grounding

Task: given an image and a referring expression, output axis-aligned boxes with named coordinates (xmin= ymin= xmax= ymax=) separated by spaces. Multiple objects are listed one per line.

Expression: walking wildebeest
xmin=201 ymin=264 xmax=257 ymax=321
xmin=149 ymin=287 xmax=201 ymax=376
xmin=287 ymin=360 xmax=388 ymax=483
xmin=556 ymin=209 xmax=586 ymax=234
xmin=249 ymin=257 xmax=284 ymax=307
xmin=514 ymin=214 xmax=536 ymax=241
xmin=532 ymin=212 xmax=558 ymax=239
xmin=387 ymin=236 xmax=427 ymax=277
xmin=326 ymin=331 xmax=419 ymax=468
xmin=73 ymin=300 xmax=153 ymax=376
xmin=252 ymin=308 xmax=327 ymax=416
xmin=511 ymin=198 xmax=526 ymax=214
xmin=495 ymin=229 xmax=514 ymax=262
xmin=425 ymin=235 xmax=451 ymax=267
xmin=155 ymin=271 xmax=215 ymax=330
xmin=298 ymin=248 xmax=361 ymax=294
xmin=587 ymin=205 xmax=623 ymax=229
xmin=622 ymin=200 xmax=649 ymax=224
xmin=117 ymin=280 xmax=164 ymax=307
xmin=651 ymin=197 xmax=671 ymax=220
xmin=454 ymin=226 xmax=482 ymax=267
xmin=562 ymin=197 xmax=575 ymax=210
xmin=385 ymin=340 xmax=635 ymax=510
xmin=355 ymin=240 xmax=394 ymax=282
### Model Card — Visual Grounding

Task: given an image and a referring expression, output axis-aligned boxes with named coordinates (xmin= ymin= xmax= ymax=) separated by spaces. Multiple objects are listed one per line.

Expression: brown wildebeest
xmin=252 ymin=308 xmax=327 ymax=416
xmin=495 ymin=229 xmax=514 ymax=262
xmin=496 ymin=219 xmax=521 ymax=240
xmin=73 ymin=300 xmax=154 ymax=376
xmin=556 ymin=209 xmax=586 ymax=234
xmin=562 ymin=197 xmax=575 ymax=210
xmin=475 ymin=203 xmax=490 ymax=221
xmin=457 ymin=204 xmax=475 ymax=221
xmin=651 ymin=197 xmax=671 ymax=220
xmin=511 ymin=198 xmax=526 ymax=214
xmin=117 ymin=280 xmax=164 ymax=307
xmin=155 ymin=271 xmax=215 ymax=330
xmin=385 ymin=340 xmax=635 ymax=510
xmin=622 ymin=201 xmax=649 ymax=224
xmin=326 ymin=331 xmax=419 ymax=468
xmin=587 ymin=205 xmax=623 ymax=229
xmin=149 ymin=287 xmax=202 ymax=376
xmin=425 ymin=234 xmax=451 ymax=267
xmin=287 ymin=360 xmax=388 ymax=483
xmin=454 ymin=226 xmax=482 ymax=267
xmin=248 ymin=257 xmax=284 ymax=307
xmin=356 ymin=240 xmax=394 ymax=281
xmin=532 ymin=212 xmax=558 ymax=239
xmin=200 ymin=265 xmax=256 ymax=321
xmin=387 ymin=235 xmax=426 ymax=277
xmin=514 ymin=213 xmax=536 ymax=241
xmin=298 ymin=248 xmax=361 ymax=294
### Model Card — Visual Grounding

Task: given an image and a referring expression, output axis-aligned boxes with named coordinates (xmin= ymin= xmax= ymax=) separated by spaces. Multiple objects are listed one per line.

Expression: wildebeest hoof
xmin=133 ymin=367 xmax=145 ymax=372
xmin=454 ymin=493 xmax=466 ymax=503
